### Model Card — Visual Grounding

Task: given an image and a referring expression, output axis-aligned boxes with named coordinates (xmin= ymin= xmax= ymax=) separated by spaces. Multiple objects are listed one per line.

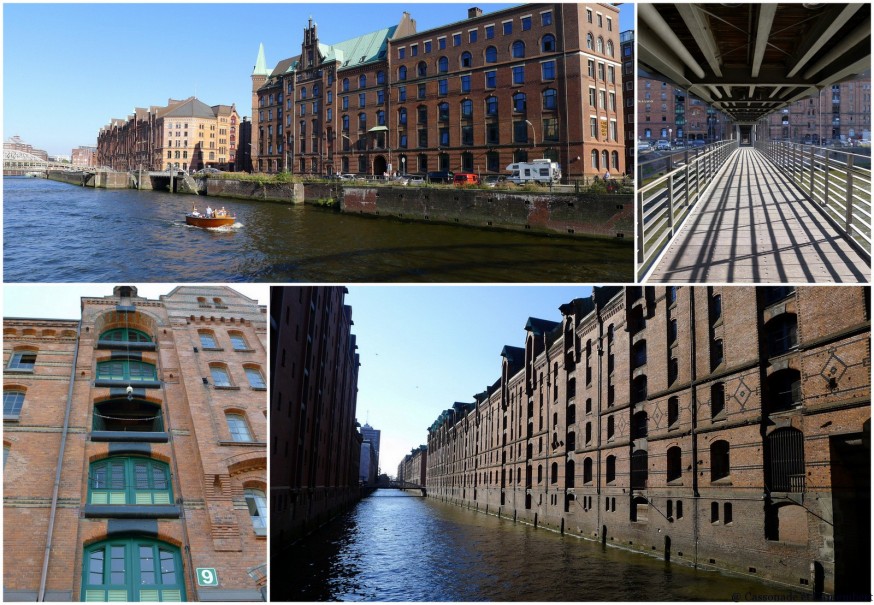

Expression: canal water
xmin=272 ymin=491 xmax=803 ymax=601
xmin=3 ymin=178 xmax=632 ymax=282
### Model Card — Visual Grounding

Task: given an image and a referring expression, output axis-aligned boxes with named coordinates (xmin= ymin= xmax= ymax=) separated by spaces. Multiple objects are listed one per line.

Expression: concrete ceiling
xmin=638 ymin=3 xmax=871 ymax=123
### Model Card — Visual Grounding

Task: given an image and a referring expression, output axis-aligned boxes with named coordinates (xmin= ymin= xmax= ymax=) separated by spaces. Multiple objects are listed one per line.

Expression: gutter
xmin=38 ymin=320 xmax=81 ymax=601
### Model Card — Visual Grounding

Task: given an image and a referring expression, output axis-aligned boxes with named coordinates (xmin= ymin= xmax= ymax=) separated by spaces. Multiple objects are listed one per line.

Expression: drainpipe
xmin=595 ymin=300 xmax=604 ymax=539
xmin=688 ymin=288 xmax=700 ymax=567
xmin=38 ymin=320 xmax=81 ymax=601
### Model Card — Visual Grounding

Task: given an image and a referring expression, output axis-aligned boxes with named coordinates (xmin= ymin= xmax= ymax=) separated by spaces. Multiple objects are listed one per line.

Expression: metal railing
xmin=755 ymin=140 xmax=871 ymax=254
xmin=637 ymin=140 xmax=737 ymax=279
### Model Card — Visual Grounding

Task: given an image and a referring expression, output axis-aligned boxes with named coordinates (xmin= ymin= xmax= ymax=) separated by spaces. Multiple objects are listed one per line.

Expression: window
xmin=88 ymin=457 xmax=172 ymax=505
xmin=542 ymin=11 xmax=553 ymax=26
xmin=210 ymin=365 xmax=232 ymax=387
xmin=461 ymin=75 xmax=471 ymax=94
xmin=583 ymin=458 xmax=593 ymax=483
xmin=606 ymin=455 xmax=616 ymax=483
xmin=461 ymin=52 xmax=472 ymax=68
xmin=342 ymin=78 xmax=350 ymax=92
xmin=667 ymin=446 xmax=682 ymax=481
xmin=512 ymin=40 xmax=525 ymax=58
xmin=461 ymin=99 xmax=473 ymax=119
xmin=438 ymin=56 xmax=449 ymax=73
xmin=767 ymin=368 xmax=801 ymax=412
xmin=566 ymin=460 xmax=575 ymax=488
xmin=711 ymin=294 xmax=722 ymax=322
xmin=586 ymin=33 xmax=594 ymax=50
xmin=469 ymin=30 xmax=478 ymax=43
xmin=607 ymin=415 xmax=615 ymax=439
xmin=424 ymin=41 xmax=432 ymax=54
xmin=199 ymin=331 xmax=218 ymax=349
xmin=631 ymin=450 xmax=648 ymax=489
xmin=453 ymin=33 xmax=461 ymax=47
xmin=8 ymin=351 xmax=36 ymax=371
xmin=513 ymin=92 xmax=527 ymax=112
xmin=711 ymin=338 xmax=724 ymax=369
xmin=82 ymin=539 xmax=185 ymax=602
xmin=768 ymin=428 xmax=805 ymax=492
xmin=485 ymin=46 xmax=497 ymax=63
xmin=398 ymin=65 xmax=407 ymax=81
xmin=93 ymin=399 xmax=163 ymax=433
xmin=711 ymin=440 xmax=730 ymax=481
xmin=542 ymin=60 xmax=556 ymax=81
xmin=763 ymin=286 xmax=795 ymax=306
xmin=485 ymin=95 xmax=498 ymax=116
xmin=512 ymin=66 xmax=525 ymax=84
xmin=632 ymin=411 xmax=648 ymax=439
xmin=226 ymin=413 xmax=253 ymax=442
xmin=668 ymin=396 xmax=680 ymax=427
xmin=245 ymin=366 xmax=266 ymax=389
xmin=632 ymin=340 xmax=647 ymax=368
xmin=245 ymin=488 xmax=267 ymax=535
xmin=100 ymin=328 xmax=152 ymax=343
xmin=96 ymin=360 xmax=157 ymax=382
xmin=503 ymin=21 xmax=512 ymax=35
xmin=542 ymin=34 xmax=556 ymax=53
xmin=4 ymin=390 xmax=25 ymax=419
xmin=398 ymin=47 xmax=405 ymax=60
xmin=551 ymin=462 xmax=558 ymax=483
xmin=711 ymin=383 xmax=725 ymax=418
xmin=543 ymin=88 xmax=558 ymax=110
xmin=765 ymin=314 xmax=798 ymax=357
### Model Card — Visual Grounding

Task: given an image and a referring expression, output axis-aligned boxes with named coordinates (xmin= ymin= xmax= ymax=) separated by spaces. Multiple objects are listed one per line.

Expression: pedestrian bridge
xmin=639 ymin=143 xmax=871 ymax=282
xmin=3 ymin=149 xmax=82 ymax=175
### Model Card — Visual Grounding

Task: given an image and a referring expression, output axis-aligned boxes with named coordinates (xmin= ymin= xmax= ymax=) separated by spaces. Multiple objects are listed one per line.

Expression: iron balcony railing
xmin=637 ymin=140 xmax=738 ymax=279
xmin=755 ymin=140 xmax=871 ymax=254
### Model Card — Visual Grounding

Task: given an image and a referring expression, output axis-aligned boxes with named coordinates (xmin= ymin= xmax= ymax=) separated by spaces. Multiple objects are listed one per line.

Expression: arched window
xmin=711 ymin=440 xmax=730 ymax=481
xmin=209 ymin=363 xmax=233 ymax=387
xmin=359 ymin=74 xmax=367 ymax=89
xmin=342 ymin=78 xmax=350 ymax=92
xmin=8 ymin=348 xmax=37 ymax=371
xmin=376 ymin=71 xmax=385 ymax=85
xmin=583 ymin=457 xmax=593 ymax=483
xmin=244 ymin=366 xmax=266 ymax=389
xmin=398 ymin=65 xmax=407 ymax=81
xmin=88 ymin=457 xmax=172 ymax=505
xmin=228 ymin=331 xmax=250 ymax=351
xmin=765 ymin=314 xmax=798 ymax=357
xmin=198 ymin=330 xmax=219 ymax=349
xmin=438 ymin=102 xmax=449 ymax=122
xmin=542 ymin=34 xmax=556 ymax=52
xmin=768 ymin=428 xmax=805 ymax=492
xmin=359 ymin=112 xmax=367 ymax=129
xmin=485 ymin=96 xmax=498 ymax=116
xmin=485 ymin=46 xmax=498 ymax=63
xmin=550 ymin=462 xmax=558 ymax=483
xmin=313 ymin=83 xmax=320 ymax=97
xmin=301 ymin=87 xmax=308 ymax=100
xmin=417 ymin=61 xmax=427 ymax=77
xmin=460 ymin=99 xmax=473 ymax=119
xmin=100 ymin=328 xmax=152 ymax=343
xmin=82 ymin=538 xmax=185 ymax=602
xmin=632 ymin=411 xmax=648 ymax=438
xmin=96 ymin=360 xmax=157 ymax=382
xmin=591 ymin=148 xmax=599 ymax=169
xmin=512 ymin=40 xmax=525 ymax=58
xmin=667 ymin=446 xmax=682 ymax=481
xmin=606 ymin=455 xmax=616 ymax=483
xmin=460 ymin=51 xmax=473 ymax=68
xmin=602 ymin=150 xmax=609 ymax=171
xmin=611 ymin=150 xmax=619 ymax=170
xmin=597 ymin=37 xmax=604 ymax=53
xmin=606 ymin=39 xmax=614 ymax=57
xmin=565 ymin=459 xmax=575 ymax=488
xmin=4 ymin=389 xmax=26 ymax=419
xmin=226 ymin=412 xmax=253 ymax=442
xmin=586 ymin=33 xmax=594 ymax=50
xmin=543 ymin=88 xmax=558 ymax=110
xmin=438 ymin=56 xmax=449 ymax=73
xmin=767 ymin=368 xmax=801 ymax=412
xmin=93 ymin=399 xmax=163 ymax=433
xmin=513 ymin=92 xmax=527 ymax=112
xmin=631 ymin=450 xmax=648 ymax=489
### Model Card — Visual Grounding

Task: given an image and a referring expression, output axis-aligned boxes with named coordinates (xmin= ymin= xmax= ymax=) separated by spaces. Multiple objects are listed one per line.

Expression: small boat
xmin=185 ymin=206 xmax=236 ymax=228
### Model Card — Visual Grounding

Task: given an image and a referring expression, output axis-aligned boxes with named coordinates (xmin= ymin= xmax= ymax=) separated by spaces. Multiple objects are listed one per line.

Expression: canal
xmin=3 ymin=178 xmax=632 ymax=282
xmin=272 ymin=491 xmax=803 ymax=601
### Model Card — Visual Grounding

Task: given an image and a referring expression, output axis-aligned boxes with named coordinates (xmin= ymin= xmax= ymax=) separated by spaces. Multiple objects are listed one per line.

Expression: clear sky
xmin=3 ymin=3 xmax=634 ymax=156
xmin=345 ymin=285 xmax=593 ymax=476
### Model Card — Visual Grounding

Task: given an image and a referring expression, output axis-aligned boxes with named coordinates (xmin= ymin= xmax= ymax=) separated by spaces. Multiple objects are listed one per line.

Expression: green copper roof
xmin=253 ymin=43 xmax=269 ymax=76
xmin=319 ymin=25 xmax=396 ymax=68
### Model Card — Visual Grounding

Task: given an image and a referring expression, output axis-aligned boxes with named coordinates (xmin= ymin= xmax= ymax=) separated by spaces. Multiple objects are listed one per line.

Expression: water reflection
xmin=272 ymin=491 xmax=803 ymax=601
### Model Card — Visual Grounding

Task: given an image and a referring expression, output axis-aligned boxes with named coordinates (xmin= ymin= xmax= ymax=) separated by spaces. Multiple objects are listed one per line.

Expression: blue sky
xmin=346 ymin=285 xmax=592 ymax=474
xmin=4 ymin=3 xmax=634 ymax=156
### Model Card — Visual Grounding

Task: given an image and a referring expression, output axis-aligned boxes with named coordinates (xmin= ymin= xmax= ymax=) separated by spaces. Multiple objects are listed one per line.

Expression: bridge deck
xmin=647 ymin=147 xmax=870 ymax=283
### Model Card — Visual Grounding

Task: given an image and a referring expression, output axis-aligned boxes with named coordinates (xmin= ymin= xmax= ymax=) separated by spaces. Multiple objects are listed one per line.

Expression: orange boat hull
xmin=185 ymin=215 xmax=235 ymax=228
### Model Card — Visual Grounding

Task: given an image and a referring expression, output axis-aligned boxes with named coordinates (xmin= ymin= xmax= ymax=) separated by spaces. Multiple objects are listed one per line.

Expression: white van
xmin=506 ymin=159 xmax=562 ymax=185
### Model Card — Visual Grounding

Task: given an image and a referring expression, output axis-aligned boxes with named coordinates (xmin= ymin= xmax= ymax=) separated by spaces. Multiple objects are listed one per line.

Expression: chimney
xmin=468 ymin=7 xmax=482 ymax=18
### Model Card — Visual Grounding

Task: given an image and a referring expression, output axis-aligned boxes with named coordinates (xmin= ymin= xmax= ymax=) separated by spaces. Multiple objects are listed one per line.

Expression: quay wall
xmin=47 ymin=170 xmax=129 ymax=189
xmin=342 ymin=187 xmax=632 ymax=238
xmin=205 ymin=179 xmax=305 ymax=203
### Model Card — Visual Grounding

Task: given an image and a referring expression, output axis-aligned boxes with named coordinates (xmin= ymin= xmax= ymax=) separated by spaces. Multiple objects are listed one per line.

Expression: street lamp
xmin=401 ymin=156 xmax=406 ymax=175
xmin=525 ymin=119 xmax=537 ymax=150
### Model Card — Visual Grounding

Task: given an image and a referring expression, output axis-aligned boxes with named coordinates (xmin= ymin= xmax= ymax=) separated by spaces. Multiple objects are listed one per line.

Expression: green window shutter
xmin=85 ymin=590 xmax=105 ymax=601
xmin=135 ymin=492 xmax=153 ymax=505
xmin=108 ymin=492 xmax=126 ymax=504
xmin=91 ymin=492 xmax=108 ymax=505
xmin=139 ymin=589 xmax=160 ymax=601
xmin=152 ymin=492 xmax=171 ymax=505
xmin=107 ymin=590 xmax=128 ymax=601
xmin=162 ymin=589 xmax=183 ymax=601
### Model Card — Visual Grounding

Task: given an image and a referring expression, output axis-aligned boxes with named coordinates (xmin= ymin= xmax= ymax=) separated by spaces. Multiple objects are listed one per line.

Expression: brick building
xmin=3 ymin=286 xmax=267 ymax=601
xmin=269 ymin=286 xmax=362 ymax=550
xmin=424 ymin=286 xmax=870 ymax=597
xmin=251 ymin=3 xmax=625 ymax=179
xmin=638 ymin=77 xmax=731 ymax=144
xmin=96 ymin=97 xmax=244 ymax=172
xmin=71 ymin=146 xmax=97 ymax=168
xmin=619 ymin=29 xmax=634 ymax=170
xmin=766 ymin=74 xmax=872 ymax=144
xmin=397 ymin=445 xmax=428 ymax=487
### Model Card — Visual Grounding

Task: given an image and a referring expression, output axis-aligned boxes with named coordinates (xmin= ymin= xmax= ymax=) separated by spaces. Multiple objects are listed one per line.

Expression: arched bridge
xmin=3 ymin=149 xmax=79 ymax=175
xmin=385 ymin=481 xmax=427 ymax=496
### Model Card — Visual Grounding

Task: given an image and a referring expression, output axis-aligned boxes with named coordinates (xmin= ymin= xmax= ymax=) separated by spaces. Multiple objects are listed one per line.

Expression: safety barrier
xmin=755 ymin=140 xmax=871 ymax=255
xmin=636 ymin=140 xmax=737 ymax=279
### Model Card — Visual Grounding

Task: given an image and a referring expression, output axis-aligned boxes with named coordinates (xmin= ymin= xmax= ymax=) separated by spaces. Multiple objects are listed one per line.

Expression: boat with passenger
xmin=185 ymin=205 xmax=235 ymax=228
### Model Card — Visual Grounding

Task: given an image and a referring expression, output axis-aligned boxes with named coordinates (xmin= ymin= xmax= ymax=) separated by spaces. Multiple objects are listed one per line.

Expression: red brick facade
xmin=425 ymin=286 xmax=870 ymax=597
xmin=252 ymin=3 xmax=625 ymax=180
xmin=269 ymin=287 xmax=362 ymax=549
xmin=4 ymin=286 xmax=267 ymax=601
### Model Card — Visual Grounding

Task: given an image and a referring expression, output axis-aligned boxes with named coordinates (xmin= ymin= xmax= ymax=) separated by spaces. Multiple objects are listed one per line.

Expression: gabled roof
xmin=524 ymin=317 xmax=560 ymax=336
xmin=501 ymin=345 xmax=525 ymax=374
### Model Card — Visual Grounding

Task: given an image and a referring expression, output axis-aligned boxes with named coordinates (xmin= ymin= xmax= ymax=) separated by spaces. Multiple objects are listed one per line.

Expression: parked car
xmin=453 ymin=172 xmax=480 ymax=187
xmin=407 ymin=175 xmax=426 ymax=185
xmin=483 ymin=175 xmax=507 ymax=187
xmin=338 ymin=173 xmax=357 ymax=180
xmin=426 ymin=171 xmax=454 ymax=184
xmin=655 ymin=140 xmax=671 ymax=151
xmin=637 ymin=141 xmax=652 ymax=153
xmin=690 ymin=140 xmax=706 ymax=148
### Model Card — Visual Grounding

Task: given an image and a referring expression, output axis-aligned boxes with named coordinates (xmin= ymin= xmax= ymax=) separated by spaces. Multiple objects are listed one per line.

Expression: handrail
xmin=755 ymin=139 xmax=871 ymax=256
xmin=637 ymin=140 xmax=738 ymax=280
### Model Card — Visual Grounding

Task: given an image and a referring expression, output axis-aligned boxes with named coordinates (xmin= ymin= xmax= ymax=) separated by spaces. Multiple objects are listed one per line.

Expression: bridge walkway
xmin=647 ymin=147 xmax=870 ymax=283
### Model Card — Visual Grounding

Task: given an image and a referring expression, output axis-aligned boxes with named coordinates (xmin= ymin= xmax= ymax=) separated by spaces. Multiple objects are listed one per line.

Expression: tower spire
xmin=252 ymin=43 xmax=269 ymax=76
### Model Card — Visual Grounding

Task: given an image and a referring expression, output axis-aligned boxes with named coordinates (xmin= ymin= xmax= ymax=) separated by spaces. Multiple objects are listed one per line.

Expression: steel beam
xmin=751 ymin=4 xmax=777 ymax=78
